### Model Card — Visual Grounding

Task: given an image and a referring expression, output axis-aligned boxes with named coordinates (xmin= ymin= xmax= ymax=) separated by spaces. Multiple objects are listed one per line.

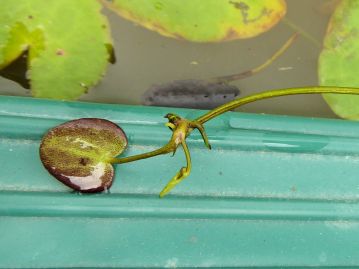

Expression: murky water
xmin=0 ymin=0 xmax=338 ymax=118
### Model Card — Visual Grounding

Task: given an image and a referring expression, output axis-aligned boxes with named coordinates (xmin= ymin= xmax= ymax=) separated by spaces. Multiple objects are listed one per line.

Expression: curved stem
xmin=212 ymin=32 xmax=298 ymax=83
xmin=195 ymin=86 xmax=359 ymax=124
xmin=159 ymin=140 xmax=192 ymax=198
xmin=111 ymin=86 xmax=359 ymax=166
xmin=109 ymin=142 xmax=175 ymax=164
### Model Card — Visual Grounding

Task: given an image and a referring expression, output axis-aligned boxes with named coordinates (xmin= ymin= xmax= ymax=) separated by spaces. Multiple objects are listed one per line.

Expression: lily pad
xmin=104 ymin=0 xmax=286 ymax=42
xmin=318 ymin=0 xmax=359 ymax=119
xmin=39 ymin=118 xmax=128 ymax=192
xmin=0 ymin=0 xmax=114 ymax=100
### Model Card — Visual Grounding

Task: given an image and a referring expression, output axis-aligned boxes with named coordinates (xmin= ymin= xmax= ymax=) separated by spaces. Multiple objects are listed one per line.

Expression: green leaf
xmin=0 ymin=0 xmax=114 ymax=100
xmin=318 ymin=0 xmax=359 ymax=119
xmin=40 ymin=118 xmax=128 ymax=192
xmin=104 ymin=0 xmax=286 ymax=42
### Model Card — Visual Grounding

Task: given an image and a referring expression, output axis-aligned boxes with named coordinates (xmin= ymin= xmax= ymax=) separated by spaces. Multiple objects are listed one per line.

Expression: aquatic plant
xmin=40 ymin=86 xmax=359 ymax=197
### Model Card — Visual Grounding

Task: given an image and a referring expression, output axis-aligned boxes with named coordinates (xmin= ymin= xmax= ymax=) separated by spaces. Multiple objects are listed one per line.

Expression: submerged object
xmin=142 ymin=33 xmax=298 ymax=109
xmin=142 ymin=79 xmax=240 ymax=109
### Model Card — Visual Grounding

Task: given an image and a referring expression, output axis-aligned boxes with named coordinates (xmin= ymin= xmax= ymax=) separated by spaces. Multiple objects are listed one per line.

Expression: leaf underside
xmin=40 ymin=118 xmax=128 ymax=192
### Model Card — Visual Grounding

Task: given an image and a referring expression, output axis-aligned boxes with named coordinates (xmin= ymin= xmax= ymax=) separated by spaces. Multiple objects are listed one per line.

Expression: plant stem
xmin=109 ymin=142 xmax=175 ymax=164
xmin=110 ymin=114 xmax=190 ymax=164
xmin=159 ymin=140 xmax=192 ymax=198
xmin=111 ymin=86 xmax=359 ymax=165
xmin=281 ymin=17 xmax=321 ymax=48
xmin=195 ymin=86 xmax=359 ymax=124
xmin=213 ymin=32 xmax=298 ymax=83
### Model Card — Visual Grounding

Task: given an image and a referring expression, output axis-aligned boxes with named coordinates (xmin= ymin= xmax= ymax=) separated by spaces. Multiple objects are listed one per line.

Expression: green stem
xmin=110 ymin=85 xmax=359 ymax=197
xmin=212 ymin=32 xmax=298 ymax=83
xmin=195 ymin=86 xmax=359 ymax=124
xmin=281 ymin=17 xmax=321 ymax=48
xmin=159 ymin=140 xmax=192 ymax=198
xmin=109 ymin=142 xmax=175 ymax=164
xmin=112 ymin=86 xmax=359 ymax=165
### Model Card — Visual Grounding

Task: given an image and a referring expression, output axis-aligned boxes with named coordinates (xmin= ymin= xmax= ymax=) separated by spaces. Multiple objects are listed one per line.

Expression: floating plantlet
xmin=40 ymin=86 xmax=359 ymax=197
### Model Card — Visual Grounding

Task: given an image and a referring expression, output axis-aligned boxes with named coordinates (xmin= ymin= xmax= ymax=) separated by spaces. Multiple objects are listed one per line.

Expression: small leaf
xmin=0 ymin=0 xmax=114 ymax=100
xmin=319 ymin=0 xmax=359 ymax=119
xmin=40 ymin=118 xmax=128 ymax=192
xmin=104 ymin=0 xmax=286 ymax=42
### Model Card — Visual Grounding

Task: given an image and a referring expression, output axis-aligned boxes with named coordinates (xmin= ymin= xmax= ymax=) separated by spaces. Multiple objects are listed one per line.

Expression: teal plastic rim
xmin=1 ymin=95 xmax=359 ymax=268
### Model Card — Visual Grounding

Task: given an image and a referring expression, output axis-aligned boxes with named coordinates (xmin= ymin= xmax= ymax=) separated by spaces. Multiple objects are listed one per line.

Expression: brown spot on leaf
xmin=229 ymin=1 xmax=272 ymax=25
xmin=56 ymin=49 xmax=65 ymax=56
xmin=79 ymin=157 xmax=90 ymax=166
xmin=28 ymin=15 xmax=33 ymax=19
xmin=223 ymin=28 xmax=239 ymax=40
xmin=229 ymin=1 xmax=249 ymax=10
xmin=172 ymin=32 xmax=186 ymax=41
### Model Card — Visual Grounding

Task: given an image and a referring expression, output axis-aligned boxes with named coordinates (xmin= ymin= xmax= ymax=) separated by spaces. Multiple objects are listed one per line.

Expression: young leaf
xmin=319 ymin=0 xmax=359 ymax=119
xmin=0 ymin=0 xmax=114 ymax=100
xmin=40 ymin=118 xmax=127 ymax=192
xmin=104 ymin=0 xmax=286 ymax=42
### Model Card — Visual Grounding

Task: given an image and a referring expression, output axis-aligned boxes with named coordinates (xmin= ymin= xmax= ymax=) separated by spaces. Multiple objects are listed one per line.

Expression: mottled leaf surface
xmin=105 ymin=0 xmax=286 ymax=42
xmin=40 ymin=118 xmax=127 ymax=192
xmin=0 ymin=0 xmax=113 ymax=99
xmin=319 ymin=0 xmax=359 ymax=119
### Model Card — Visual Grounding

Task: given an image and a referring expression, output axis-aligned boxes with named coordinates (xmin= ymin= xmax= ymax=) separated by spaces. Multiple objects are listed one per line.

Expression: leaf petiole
xmin=111 ymin=86 xmax=359 ymax=197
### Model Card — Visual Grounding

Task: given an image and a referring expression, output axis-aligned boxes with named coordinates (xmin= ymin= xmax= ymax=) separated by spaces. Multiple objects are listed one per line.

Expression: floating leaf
xmin=40 ymin=118 xmax=128 ymax=192
xmin=0 ymin=0 xmax=114 ymax=100
xmin=104 ymin=0 xmax=286 ymax=42
xmin=318 ymin=0 xmax=359 ymax=119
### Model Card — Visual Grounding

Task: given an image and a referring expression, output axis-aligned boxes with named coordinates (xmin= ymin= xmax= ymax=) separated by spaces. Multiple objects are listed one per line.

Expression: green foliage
xmin=0 ymin=0 xmax=113 ymax=100
xmin=40 ymin=118 xmax=128 ymax=192
xmin=104 ymin=0 xmax=286 ymax=42
xmin=319 ymin=0 xmax=359 ymax=119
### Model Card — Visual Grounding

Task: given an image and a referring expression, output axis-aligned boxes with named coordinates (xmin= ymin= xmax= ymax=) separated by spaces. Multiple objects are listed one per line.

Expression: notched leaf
xmin=0 ymin=0 xmax=114 ymax=100
xmin=0 ymin=22 xmax=45 ymax=69
xmin=0 ymin=49 xmax=30 ymax=89
xmin=40 ymin=118 xmax=128 ymax=192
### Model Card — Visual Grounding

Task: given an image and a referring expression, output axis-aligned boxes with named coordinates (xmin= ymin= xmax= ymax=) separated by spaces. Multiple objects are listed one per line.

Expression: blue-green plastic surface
xmin=1 ymin=95 xmax=359 ymax=268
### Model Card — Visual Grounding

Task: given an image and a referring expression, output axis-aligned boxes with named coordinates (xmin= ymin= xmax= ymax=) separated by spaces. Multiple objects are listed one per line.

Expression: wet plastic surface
xmin=1 ymin=95 xmax=359 ymax=268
